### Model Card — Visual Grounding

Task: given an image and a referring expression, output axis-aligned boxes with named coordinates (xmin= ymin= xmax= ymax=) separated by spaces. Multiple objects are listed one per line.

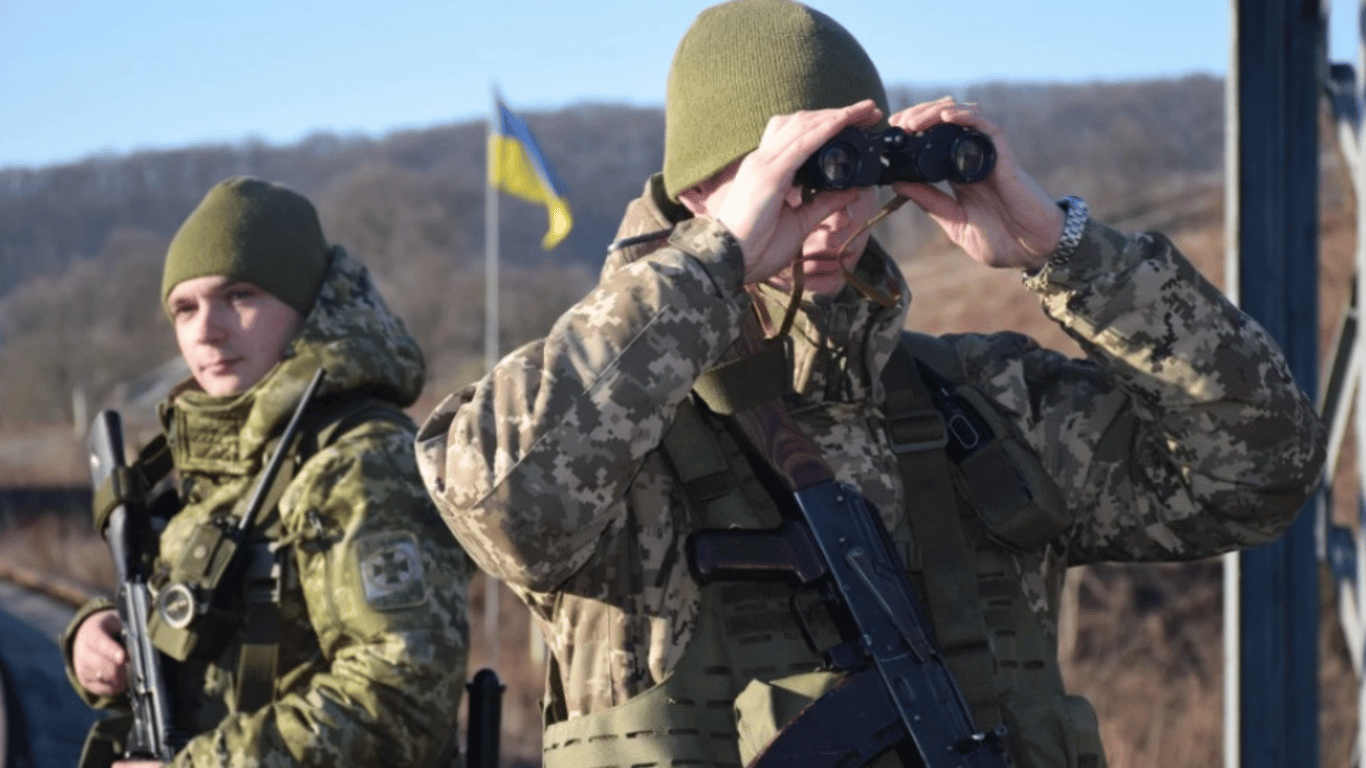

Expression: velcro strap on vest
xmin=884 ymin=393 xmax=948 ymax=453
xmin=693 ymin=339 xmax=790 ymax=415
xmin=664 ymin=398 xmax=752 ymax=526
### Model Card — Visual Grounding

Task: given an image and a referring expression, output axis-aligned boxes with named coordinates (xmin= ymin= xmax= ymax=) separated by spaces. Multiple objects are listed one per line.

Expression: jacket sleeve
xmin=416 ymin=217 xmax=749 ymax=592
xmin=171 ymin=423 xmax=473 ymax=768
xmin=960 ymin=219 xmax=1326 ymax=564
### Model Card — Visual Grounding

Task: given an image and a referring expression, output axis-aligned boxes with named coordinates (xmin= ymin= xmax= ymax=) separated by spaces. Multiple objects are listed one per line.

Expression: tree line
xmin=0 ymin=75 xmax=1225 ymax=427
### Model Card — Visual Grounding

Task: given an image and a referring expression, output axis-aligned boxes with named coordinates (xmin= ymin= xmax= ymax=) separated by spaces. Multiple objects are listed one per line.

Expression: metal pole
xmin=1223 ymin=3 xmax=1243 ymax=762
xmin=486 ymin=87 xmax=501 ymax=378
xmin=1354 ymin=2 xmax=1366 ymax=762
xmin=484 ymin=85 xmax=502 ymax=669
xmin=1226 ymin=1 xmax=1324 ymax=767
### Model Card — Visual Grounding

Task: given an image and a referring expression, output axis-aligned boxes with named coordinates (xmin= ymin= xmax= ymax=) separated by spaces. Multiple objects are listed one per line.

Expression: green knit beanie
xmin=161 ymin=176 xmax=328 ymax=316
xmin=663 ymin=0 xmax=890 ymax=200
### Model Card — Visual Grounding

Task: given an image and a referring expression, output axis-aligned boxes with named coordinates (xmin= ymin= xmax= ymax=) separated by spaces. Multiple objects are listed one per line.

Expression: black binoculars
xmin=795 ymin=123 xmax=997 ymax=192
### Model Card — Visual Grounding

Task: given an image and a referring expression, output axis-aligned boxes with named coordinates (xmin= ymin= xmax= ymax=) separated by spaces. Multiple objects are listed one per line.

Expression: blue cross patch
xmin=356 ymin=531 xmax=428 ymax=610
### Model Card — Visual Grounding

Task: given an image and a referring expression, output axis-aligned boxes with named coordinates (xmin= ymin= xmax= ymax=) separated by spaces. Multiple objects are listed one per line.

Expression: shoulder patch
xmin=356 ymin=531 xmax=429 ymax=610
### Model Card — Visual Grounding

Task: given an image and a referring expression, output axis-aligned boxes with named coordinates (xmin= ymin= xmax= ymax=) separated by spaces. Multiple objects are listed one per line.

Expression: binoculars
xmin=796 ymin=123 xmax=997 ymax=192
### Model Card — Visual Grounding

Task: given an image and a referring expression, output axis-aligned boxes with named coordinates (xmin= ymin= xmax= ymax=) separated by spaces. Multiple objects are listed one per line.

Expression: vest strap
xmin=883 ymin=395 xmax=947 ymax=453
xmin=663 ymin=398 xmax=764 ymax=530
xmin=233 ymin=541 xmax=283 ymax=713
xmin=231 ymin=397 xmax=412 ymax=712
xmin=693 ymin=338 xmax=790 ymax=415
xmin=881 ymin=337 xmax=1002 ymax=732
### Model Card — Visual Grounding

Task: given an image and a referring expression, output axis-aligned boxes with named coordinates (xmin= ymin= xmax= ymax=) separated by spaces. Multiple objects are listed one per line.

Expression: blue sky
xmin=0 ymin=0 xmax=1361 ymax=170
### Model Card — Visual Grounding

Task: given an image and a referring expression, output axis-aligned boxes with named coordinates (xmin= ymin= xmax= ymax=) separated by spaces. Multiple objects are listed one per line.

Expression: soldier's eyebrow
xmin=167 ymin=295 xmax=198 ymax=315
xmin=218 ymin=279 xmax=256 ymax=294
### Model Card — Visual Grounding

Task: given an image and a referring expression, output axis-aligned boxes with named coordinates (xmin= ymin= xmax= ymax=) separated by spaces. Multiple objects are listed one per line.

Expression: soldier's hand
xmin=888 ymin=96 xmax=1064 ymax=271
xmin=713 ymin=99 xmax=881 ymax=284
xmin=73 ymin=608 xmax=129 ymax=697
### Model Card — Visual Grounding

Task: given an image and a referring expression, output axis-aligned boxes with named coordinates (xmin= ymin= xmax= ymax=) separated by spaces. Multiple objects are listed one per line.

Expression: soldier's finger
xmin=82 ymin=670 xmax=113 ymax=694
xmin=765 ymin=100 xmax=881 ymax=174
xmin=91 ymin=633 xmax=127 ymax=665
xmin=889 ymin=95 xmax=958 ymax=132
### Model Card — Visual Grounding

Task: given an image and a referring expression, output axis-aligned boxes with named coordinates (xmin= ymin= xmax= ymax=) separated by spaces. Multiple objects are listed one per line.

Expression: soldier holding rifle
xmin=64 ymin=177 xmax=472 ymax=767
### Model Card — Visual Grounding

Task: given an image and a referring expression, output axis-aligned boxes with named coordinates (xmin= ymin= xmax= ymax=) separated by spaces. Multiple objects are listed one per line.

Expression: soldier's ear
xmin=677 ymin=186 xmax=708 ymax=217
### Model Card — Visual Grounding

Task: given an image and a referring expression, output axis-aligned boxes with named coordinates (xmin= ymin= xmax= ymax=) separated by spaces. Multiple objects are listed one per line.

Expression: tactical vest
xmin=89 ymin=396 xmax=410 ymax=716
xmin=540 ymin=332 xmax=1107 ymax=768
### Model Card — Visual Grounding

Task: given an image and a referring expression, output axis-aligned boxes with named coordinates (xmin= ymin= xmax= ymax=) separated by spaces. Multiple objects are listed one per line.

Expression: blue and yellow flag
xmin=488 ymin=100 xmax=573 ymax=250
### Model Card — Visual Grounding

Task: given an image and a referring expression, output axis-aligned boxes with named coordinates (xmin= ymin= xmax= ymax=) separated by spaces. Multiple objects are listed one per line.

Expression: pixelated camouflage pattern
xmin=416 ymin=175 xmax=1324 ymax=726
xmin=68 ymin=246 xmax=471 ymax=767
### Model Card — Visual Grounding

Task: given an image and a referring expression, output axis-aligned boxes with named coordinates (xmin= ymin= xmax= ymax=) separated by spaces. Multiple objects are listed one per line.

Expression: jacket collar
xmin=160 ymin=246 xmax=424 ymax=476
xmin=608 ymin=174 xmax=912 ymax=407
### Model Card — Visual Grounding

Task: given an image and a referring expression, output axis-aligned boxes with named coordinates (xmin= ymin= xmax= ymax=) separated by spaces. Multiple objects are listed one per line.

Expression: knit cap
xmin=161 ymin=176 xmax=328 ymax=316
xmin=663 ymin=0 xmax=889 ymax=200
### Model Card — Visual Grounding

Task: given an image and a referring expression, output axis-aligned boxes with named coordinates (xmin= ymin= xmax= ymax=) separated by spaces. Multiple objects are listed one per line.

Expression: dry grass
xmin=0 ymin=514 xmax=113 ymax=600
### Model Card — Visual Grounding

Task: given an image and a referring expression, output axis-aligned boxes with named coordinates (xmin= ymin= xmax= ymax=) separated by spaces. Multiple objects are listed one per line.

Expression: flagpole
xmin=483 ymin=83 xmax=501 ymax=669
xmin=485 ymin=85 xmax=500 ymax=377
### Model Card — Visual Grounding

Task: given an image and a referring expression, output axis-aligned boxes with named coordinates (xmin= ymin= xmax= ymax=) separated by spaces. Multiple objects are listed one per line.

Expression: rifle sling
xmin=230 ymin=437 xmax=294 ymax=716
xmin=663 ymin=398 xmax=757 ymax=519
xmin=235 ymin=575 xmax=283 ymax=714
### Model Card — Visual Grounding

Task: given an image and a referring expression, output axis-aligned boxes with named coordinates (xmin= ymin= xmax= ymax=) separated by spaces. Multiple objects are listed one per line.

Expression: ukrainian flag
xmin=488 ymin=100 xmax=573 ymax=250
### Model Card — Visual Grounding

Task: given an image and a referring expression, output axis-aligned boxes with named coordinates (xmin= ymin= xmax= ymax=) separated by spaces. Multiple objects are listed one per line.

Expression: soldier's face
xmin=787 ymin=184 xmax=880 ymax=296
xmin=680 ymin=160 xmax=880 ymax=297
xmin=167 ymin=276 xmax=304 ymax=396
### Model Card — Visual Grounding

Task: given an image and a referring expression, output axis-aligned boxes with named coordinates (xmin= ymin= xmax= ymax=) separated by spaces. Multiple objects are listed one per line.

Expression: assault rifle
xmin=687 ymin=316 xmax=1008 ymax=768
xmin=88 ymin=409 xmax=182 ymax=761
xmin=87 ymin=367 xmax=327 ymax=760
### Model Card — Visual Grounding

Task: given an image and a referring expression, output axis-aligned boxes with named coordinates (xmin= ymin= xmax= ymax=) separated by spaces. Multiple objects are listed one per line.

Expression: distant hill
xmin=0 ymin=75 xmax=1227 ymax=428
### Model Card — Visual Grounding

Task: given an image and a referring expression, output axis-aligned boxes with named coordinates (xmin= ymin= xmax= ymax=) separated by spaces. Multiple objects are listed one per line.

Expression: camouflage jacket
xmin=65 ymin=247 xmax=472 ymax=767
xmin=416 ymin=175 xmax=1325 ymax=721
